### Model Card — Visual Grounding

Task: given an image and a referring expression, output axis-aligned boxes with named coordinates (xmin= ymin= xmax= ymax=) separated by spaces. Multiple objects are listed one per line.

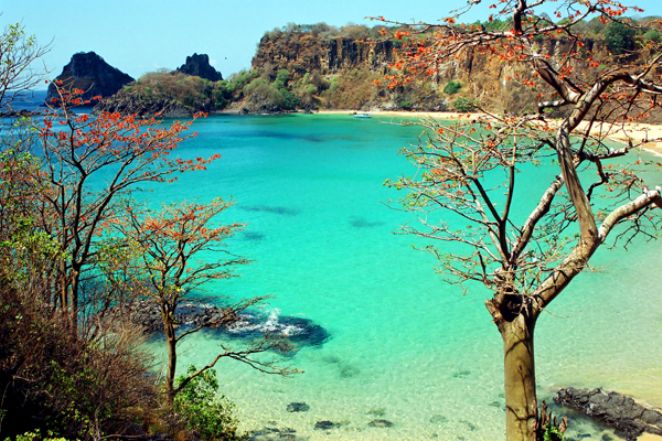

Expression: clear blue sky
xmin=2 ymin=0 xmax=660 ymax=82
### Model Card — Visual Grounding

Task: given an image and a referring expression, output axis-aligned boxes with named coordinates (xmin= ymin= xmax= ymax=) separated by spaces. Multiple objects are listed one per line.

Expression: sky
xmin=2 ymin=0 xmax=661 ymax=83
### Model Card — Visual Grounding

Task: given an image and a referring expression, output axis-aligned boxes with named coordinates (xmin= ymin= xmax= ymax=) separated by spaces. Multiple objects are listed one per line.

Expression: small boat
xmin=353 ymin=113 xmax=371 ymax=119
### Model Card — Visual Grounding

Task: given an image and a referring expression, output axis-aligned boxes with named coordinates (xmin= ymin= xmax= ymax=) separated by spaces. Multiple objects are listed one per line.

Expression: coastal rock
xmin=177 ymin=53 xmax=223 ymax=81
xmin=124 ymin=300 xmax=328 ymax=349
xmin=554 ymin=387 xmax=662 ymax=441
xmin=47 ymin=52 xmax=133 ymax=103
xmin=286 ymin=402 xmax=310 ymax=412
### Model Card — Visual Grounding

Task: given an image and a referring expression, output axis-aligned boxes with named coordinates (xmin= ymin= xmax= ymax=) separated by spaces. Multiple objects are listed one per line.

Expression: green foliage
xmin=452 ymin=96 xmax=478 ymax=112
xmin=174 ymin=366 xmax=239 ymax=441
xmin=10 ymin=430 xmax=71 ymax=441
xmin=542 ymin=425 xmax=565 ymax=441
xmin=443 ymin=80 xmax=462 ymax=95
xmin=604 ymin=21 xmax=636 ymax=54
xmin=642 ymin=29 xmax=661 ymax=44
xmin=242 ymin=72 xmax=299 ymax=112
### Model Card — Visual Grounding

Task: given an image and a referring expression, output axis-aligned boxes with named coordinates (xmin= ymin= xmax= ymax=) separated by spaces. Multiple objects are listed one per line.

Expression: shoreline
xmin=314 ymin=109 xmax=662 ymax=156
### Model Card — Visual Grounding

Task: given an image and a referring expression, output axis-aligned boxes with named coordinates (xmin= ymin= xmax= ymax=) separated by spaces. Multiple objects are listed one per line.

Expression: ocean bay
xmin=139 ymin=114 xmax=662 ymax=440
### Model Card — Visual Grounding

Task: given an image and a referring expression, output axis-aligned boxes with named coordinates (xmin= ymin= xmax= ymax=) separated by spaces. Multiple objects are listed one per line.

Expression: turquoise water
xmin=142 ymin=114 xmax=662 ymax=440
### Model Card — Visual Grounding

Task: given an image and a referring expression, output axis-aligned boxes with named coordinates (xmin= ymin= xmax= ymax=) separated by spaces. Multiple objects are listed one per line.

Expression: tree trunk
xmin=164 ymin=316 xmax=177 ymax=407
xmin=501 ymin=314 xmax=538 ymax=441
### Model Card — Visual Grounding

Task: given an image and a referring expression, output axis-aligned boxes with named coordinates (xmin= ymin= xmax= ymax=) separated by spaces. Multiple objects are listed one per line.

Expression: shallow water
xmin=141 ymin=114 xmax=662 ymax=440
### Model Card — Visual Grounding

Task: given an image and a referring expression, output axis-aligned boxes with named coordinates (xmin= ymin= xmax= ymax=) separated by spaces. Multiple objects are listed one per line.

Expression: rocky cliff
xmin=177 ymin=53 xmax=223 ymax=81
xmin=248 ymin=23 xmax=660 ymax=116
xmin=252 ymin=31 xmax=395 ymax=76
xmin=47 ymin=52 xmax=133 ymax=103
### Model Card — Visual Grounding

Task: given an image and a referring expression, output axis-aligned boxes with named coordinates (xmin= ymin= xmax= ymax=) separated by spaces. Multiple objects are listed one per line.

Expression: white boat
xmin=353 ymin=113 xmax=371 ymax=119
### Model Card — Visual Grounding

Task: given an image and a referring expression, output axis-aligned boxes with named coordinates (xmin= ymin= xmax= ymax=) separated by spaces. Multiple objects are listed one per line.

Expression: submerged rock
xmin=368 ymin=419 xmax=394 ymax=428
xmin=125 ymin=301 xmax=328 ymax=350
xmin=554 ymin=387 xmax=662 ymax=441
xmin=286 ymin=402 xmax=310 ymax=412
xmin=314 ymin=420 xmax=340 ymax=430
xmin=249 ymin=427 xmax=300 ymax=441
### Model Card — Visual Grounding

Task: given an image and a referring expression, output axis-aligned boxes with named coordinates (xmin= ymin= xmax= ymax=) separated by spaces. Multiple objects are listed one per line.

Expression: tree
xmin=107 ymin=200 xmax=291 ymax=407
xmin=0 ymin=22 xmax=49 ymax=111
xmin=605 ymin=21 xmax=637 ymax=55
xmin=31 ymin=85 xmax=218 ymax=332
xmin=381 ymin=2 xmax=661 ymax=440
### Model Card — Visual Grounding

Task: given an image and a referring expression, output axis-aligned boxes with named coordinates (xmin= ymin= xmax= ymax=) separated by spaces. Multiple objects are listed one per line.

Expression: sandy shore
xmin=316 ymin=109 xmax=662 ymax=156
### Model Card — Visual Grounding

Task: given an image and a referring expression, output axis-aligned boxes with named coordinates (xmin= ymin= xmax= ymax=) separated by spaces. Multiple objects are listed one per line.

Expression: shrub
xmin=604 ymin=21 xmax=636 ymax=54
xmin=452 ymin=97 xmax=478 ymax=112
xmin=642 ymin=29 xmax=661 ymax=44
xmin=443 ymin=80 xmax=462 ymax=95
xmin=174 ymin=366 xmax=239 ymax=441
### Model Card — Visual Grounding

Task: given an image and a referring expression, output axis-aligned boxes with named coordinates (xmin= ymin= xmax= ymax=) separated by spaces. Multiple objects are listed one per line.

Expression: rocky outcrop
xmin=47 ymin=52 xmax=133 ymax=103
xmin=554 ymin=387 xmax=662 ymax=441
xmin=177 ymin=53 xmax=223 ymax=81
xmin=252 ymin=33 xmax=395 ymax=76
xmin=125 ymin=300 xmax=329 ymax=349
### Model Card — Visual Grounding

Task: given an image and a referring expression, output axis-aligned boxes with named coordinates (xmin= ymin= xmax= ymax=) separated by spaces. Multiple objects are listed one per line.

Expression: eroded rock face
xmin=177 ymin=53 xmax=223 ymax=81
xmin=554 ymin=387 xmax=662 ymax=441
xmin=47 ymin=52 xmax=133 ymax=103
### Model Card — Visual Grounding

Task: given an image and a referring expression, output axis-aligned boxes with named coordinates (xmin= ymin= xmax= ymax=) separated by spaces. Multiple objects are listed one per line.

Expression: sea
xmin=4 ymin=95 xmax=662 ymax=440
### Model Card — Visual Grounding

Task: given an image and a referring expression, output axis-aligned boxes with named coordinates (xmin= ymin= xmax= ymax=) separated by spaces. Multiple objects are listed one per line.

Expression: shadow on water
xmin=224 ymin=129 xmax=326 ymax=143
xmin=241 ymin=231 xmax=266 ymax=241
xmin=349 ymin=216 xmax=385 ymax=228
xmin=240 ymin=205 xmax=301 ymax=216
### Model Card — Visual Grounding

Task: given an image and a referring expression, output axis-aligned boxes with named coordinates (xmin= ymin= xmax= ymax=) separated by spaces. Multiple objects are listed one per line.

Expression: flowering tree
xmin=32 ymin=85 xmax=218 ymax=331
xmin=107 ymin=199 xmax=290 ymax=406
xmin=383 ymin=1 xmax=661 ymax=440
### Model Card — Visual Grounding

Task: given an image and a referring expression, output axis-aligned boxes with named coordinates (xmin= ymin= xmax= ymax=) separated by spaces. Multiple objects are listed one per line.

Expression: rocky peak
xmin=47 ymin=52 xmax=134 ymax=103
xmin=176 ymin=53 xmax=223 ymax=81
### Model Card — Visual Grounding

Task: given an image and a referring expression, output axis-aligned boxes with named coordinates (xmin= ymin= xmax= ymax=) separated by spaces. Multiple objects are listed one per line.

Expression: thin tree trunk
xmin=164 ymin=316 xmax=177 ymax=407
xmin=501 ymin=315 xmax=538 ymax=441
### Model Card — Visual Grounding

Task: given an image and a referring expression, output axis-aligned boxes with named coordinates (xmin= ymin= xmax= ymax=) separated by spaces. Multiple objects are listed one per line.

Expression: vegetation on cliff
xmin=95 ymin=17 xmax=661 ymax=117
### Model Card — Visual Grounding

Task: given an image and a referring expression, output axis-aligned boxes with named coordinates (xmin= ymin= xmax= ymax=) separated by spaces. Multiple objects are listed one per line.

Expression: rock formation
xmin=47 ymin=52 xmax=133 ymax=103
xmin=554 ymin=387 xmax=662 ymax=441
xmin=177 ymin=53 xmax=223 ymax=81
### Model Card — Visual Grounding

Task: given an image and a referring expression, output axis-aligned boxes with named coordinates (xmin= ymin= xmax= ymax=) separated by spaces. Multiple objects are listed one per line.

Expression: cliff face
xmin=252 ymin=33 xmax=396 ymax=75
xmin=177 ymin=53 xmax=223 ymax=81
xmin=250 ymin=29 xmax=658 ymax=116
xmin=47 ymin=52 xmax=134 ymax=103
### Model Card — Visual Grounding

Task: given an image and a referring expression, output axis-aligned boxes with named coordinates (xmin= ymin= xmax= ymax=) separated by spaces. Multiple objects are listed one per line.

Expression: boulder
xmin=554 ymin=387 xmax=662 ymax=441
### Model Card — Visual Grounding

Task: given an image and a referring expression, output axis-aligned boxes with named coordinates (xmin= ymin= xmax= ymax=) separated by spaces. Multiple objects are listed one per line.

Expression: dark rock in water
xmin=314 ymin=420 xmax=340 ymax=430
xmin=47 ymin=52 xmax=133 ymax=103
xmin=125 ymin=300 xmax=238 ymax=333
xmin=249 ymin=427 xmax=300 ymax=441
xmin=460 ymin=420 xmax=477 ymax=431
xmin=224 ymin=310 xmax=329 ymax=348
xmin=452 ymin=369 xmax=471 ymax=379
xmin=177 ymin=53 xmax=223 ymax=82
xmin=286 ymin=402 xmax=310 ymax=412
xmin=554 ymin=387 xmax=662 ymax=441
xmin=429 ymin=415 xmax=448 ymax=424
xmin=125 ymin=301 xmax=328 ymax=350
xmin=368 ymin=419 xmax=394 ymax=428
